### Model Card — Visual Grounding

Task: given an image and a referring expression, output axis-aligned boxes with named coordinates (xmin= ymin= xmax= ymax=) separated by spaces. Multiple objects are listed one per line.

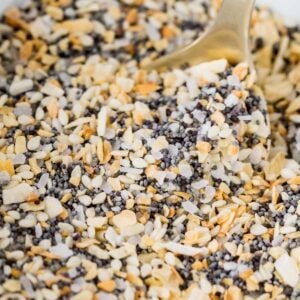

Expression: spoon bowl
xmin=144 ymin=0 xmax=255 ymax=71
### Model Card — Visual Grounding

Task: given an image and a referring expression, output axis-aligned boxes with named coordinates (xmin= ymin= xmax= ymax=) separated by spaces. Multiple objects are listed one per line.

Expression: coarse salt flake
xmin=275 ymin=253 xmax=299 ymax=287
xmin=44 ymin=196 xmax=63 ymax=218
xmin=9 ymin=79 xmax=33 ymax=96
xmin=250 ymin=223 xmax=268 ymax=235
xmin=3 ymin=183 xmax=33 ymax=205
xmin=50 ymin=243 xmax=73 ymax=258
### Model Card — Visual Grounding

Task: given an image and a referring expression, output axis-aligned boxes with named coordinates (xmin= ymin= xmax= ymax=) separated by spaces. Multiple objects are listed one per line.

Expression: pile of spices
xmin=0 ymin=1 xmax=299 ymax=299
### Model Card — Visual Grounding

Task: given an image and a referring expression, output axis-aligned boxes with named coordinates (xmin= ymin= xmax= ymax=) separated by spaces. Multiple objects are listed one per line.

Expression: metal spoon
xmin=144 ymin=0 xmax=255 ymax=70
xmin=143 ymin=0 xmax=271 ymax=154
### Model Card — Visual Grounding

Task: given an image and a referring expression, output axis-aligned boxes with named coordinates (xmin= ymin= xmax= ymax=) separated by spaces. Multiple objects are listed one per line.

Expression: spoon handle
xmin=206 ymin=0 xmax=255 ymax=64
xmin=144 ymin=0 xmax=255 ymax=70
xmin=214 ymin=0 xmax=255 ymax=36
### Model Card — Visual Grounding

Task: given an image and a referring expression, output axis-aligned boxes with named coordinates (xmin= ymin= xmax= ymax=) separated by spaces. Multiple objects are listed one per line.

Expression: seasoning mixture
xmin=0 ymin=1 xmax=299 ymax=299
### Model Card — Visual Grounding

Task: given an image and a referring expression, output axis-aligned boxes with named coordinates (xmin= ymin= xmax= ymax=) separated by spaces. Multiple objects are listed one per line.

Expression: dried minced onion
xmin=0 ymin=1 xmax=299 ymax=300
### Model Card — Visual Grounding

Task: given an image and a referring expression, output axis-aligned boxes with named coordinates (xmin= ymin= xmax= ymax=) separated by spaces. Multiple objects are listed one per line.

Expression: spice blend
xmin=0 ymin=1 xmax=299 ymax=299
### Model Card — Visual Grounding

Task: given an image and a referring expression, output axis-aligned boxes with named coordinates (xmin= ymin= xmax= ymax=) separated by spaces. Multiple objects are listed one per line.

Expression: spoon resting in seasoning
xmin=144 ymin=0 xmax=270 ymax=152
xmin=144 ymin=0 xmax=255 ymax=70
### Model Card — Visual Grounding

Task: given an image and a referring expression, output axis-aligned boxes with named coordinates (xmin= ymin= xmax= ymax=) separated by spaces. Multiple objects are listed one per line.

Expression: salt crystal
xmin=19 ymin=214 xmax=36 ymax=228
xmin=207 ymin=125 xmax=220 ymax=139
xmin=76 ymin=205 xmax=85 ymax=222
xmin=186 ymin=78 xmax=200 ymax=98
xmin=111 ymin=259 xmax=122 ymax=272
xmin=275 ymin=253 xmax=299 ymax=287
xmin=3 ymin=183 xmax=33 ymax=205
xmin=291 ymin=248 xmax=300 ymax=264
xmin=168 ymin=145 xmax=179 ymax=157
xmin=223 ymin=262 xmax=237 ymax=271
xmin=30 ymin=16 xmax=52 ymax=38
xmin=92 ymin=193 xmax=106 ymax=204
xmin=12 ymin=154 xmax=26 ymax=165
xmin=182 ymin=201 xmax=199 ymax=214
xmin=280 ymin=226 xmax=296 ymax=234
xmin=191 ymin=180 xmax=208 ymax=189
xmin=250 ymin=111 xmax=270 ymax=138
xmin=14 ymin=106 xmax=32 ymax=116
xmin=281 ymin=168 xmax=295 ymax=179
xmin=178 ymin=162 xmax=193 ymax=178
xmin=227 ymin=75 xmax=240 ymax=87
xmin=183 ymin=113 xmax=193 ymax=124
xmin=131 ymin=157 xmax=147 ymax=169
xmin=141 ymin=264 xmax=152 ymax=278
xmin=219 ymin=126 xmax=232 ymax=139
xmin=144 ymin=22 xmax=160 ymax=41
xmin=151 ymin=151 xmax=163 ymax=160
xmin=105 ymin=227 xmax=118 ymax=247
xmin=20 ymin=276 xmax=35 ymax=298
xmin=68 ymin=268 xmax=78 ymax=278
xmin=249 ymin=145 xmax=263 ymax=165
xmin=50 ymin=243 xmax=73 ymax=258
xmin=250 ymin=223 xmax=268 ymax=235
xmin=169 ymin=123 xmax=180 ymax=133
xmin=204 ymin=186 xmax=216 ymax=202
xmin=44 ymin=196 xmax=63 ymax=218
xmin=18 ymin=115 xmax=34 ymax=125
xmin=78 ymin=195 xmax=92 ymax=206
xmin=192 ymin=110 xmax=206 ymax=123
xmin=0 ymin=171 xmax=10 ymax=186
xmin=35 ymin=223 xmax=42 ymax=238
xmin=37 ymin=173 xmax=49 ymax=189
xmin=224 ymin=94 xmax=239 ymax=107
xmin=104 ymin=128 xmax=116 ymax=140
xmin=9 ymin=79 xmax=33 ymax=96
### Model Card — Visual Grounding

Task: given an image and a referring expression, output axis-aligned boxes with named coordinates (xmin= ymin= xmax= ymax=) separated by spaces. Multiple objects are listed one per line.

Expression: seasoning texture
xmin=0 ymin=1 xmax=299 ymax=299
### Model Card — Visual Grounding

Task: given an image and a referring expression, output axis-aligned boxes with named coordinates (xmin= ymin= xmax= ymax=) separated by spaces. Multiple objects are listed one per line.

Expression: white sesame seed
xmin=9 ymin=79 xmax=33 ymax=96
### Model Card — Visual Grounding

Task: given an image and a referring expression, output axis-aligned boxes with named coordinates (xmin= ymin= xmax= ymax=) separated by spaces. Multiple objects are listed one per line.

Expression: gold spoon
xmin=144 ymin=0 xmax=255 ymax=70
xmin=143 ymin=0 xmax=271 ymax=154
